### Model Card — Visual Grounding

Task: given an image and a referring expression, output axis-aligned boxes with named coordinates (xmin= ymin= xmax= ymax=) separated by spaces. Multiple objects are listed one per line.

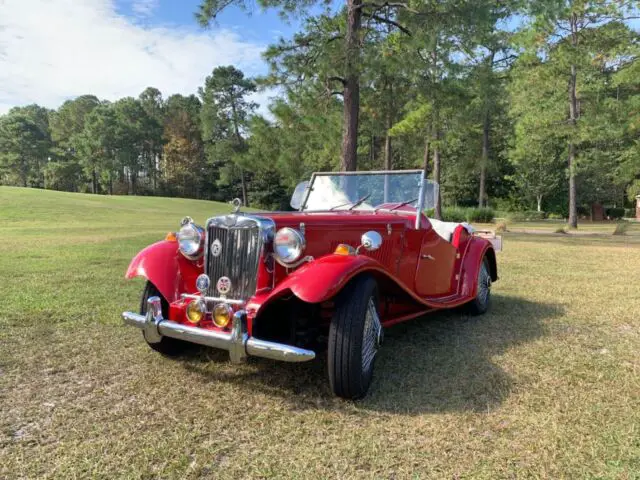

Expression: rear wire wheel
xmin=467 ymin=256 xmax=492 ymax=315
xmin=140 ymin=281 xmax=190 ymax=356
xmin=328 ymin=275 xmax=382 ymax=399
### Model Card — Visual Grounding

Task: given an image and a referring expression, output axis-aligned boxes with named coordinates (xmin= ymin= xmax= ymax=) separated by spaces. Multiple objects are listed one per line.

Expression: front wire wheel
xmin=328 ymin=275 xmax=382 ymax=400
xmin=361 ymin=297 xmax=383 ymax=374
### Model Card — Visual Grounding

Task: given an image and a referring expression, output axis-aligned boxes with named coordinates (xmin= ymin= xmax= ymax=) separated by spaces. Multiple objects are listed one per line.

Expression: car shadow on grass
xmin=181 ymin=293 xmax=563 ymax=414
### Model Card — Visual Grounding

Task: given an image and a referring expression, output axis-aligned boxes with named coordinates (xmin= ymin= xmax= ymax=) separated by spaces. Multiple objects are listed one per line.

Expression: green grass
xmin=1 ymin=186 xmax=639 ymax=479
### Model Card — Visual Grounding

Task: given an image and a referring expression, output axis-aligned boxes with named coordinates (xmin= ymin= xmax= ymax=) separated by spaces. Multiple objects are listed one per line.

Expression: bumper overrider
xmin=122 ymin=297 xmax=316 ymax=363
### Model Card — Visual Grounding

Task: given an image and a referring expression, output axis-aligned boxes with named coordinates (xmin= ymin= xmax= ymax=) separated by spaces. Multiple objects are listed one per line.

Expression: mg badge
xmin=211 ymin=239 xmax=222 ymax=257
xmin=216 ymin=276 xmax=231 ymax=295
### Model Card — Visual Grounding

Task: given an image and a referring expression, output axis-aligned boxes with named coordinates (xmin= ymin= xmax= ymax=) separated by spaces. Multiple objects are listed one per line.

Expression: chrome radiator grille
xmin=206 ymin=218 xmax=263 ymax=300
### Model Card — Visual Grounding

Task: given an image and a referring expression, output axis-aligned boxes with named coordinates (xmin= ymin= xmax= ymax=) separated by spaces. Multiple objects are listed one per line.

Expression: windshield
xmin=301 ymin=171 xmax=438 ymax=212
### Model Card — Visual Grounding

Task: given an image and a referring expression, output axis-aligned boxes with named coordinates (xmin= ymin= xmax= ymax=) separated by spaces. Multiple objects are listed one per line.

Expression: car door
xmin=414 ymin=227 xmax=457 ymax=297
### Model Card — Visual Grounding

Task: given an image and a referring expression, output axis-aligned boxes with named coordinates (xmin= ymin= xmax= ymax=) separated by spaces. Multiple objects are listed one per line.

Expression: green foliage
xmin=628 ymin=180 xmax=640 ymax=203
xmin=425 ymin=206 xmax=493 ymax=223
xmin=442 ymin=208 xmax=467 ymax=223
xmin=605 ymin=207 xmax=625 ymax=220
xmin=43 ymin=160 xmax=84 ymax=192
xmin=466 ymin=207 xmax=495 ymax=223
xmin=507 ymin=211 xmax=548 ymax=222
xmin=0 ymin=105 xmax=52 ymax=188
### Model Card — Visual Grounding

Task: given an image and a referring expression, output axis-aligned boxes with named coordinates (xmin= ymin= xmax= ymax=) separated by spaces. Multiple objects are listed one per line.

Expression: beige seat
xmin=428 ymin=218 xmax=473 ymax=243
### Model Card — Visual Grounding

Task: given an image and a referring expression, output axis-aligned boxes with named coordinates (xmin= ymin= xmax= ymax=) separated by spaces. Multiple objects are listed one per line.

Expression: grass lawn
xmin=1 ymin=186 xmax=639 ymax=479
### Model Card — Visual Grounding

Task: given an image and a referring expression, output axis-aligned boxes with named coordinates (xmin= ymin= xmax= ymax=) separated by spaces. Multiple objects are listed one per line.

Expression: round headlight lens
xmin=177 ymin=223 xmax=203 ymax=259
xmin=186 ymin=300 xmax=205 ymax=324
xmin=212 ymin=303 xmax=232 ymax=328
xmin=274 ymin=227 xmax=305 ymax=264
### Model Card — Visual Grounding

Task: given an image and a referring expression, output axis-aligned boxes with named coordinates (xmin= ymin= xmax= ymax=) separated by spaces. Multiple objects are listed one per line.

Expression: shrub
xmin=423 ymin=207 xmax=495 ymax=224
xmin=554 ymin=226 xmax=567 ymax=234
xmin=624 ymin=208 xmax=636 ymax=218
xmin=605 ymin=207 xmax=625 ymax=220
xmin=506 ymin=210 xmax=547 ymax=222
xmin=495 ymin=221 xmax=508 ymax=233
xmin=466 ymin=207 xmax=495 ymax=223
xmin=547 ymin=213 xmax=564 ymax=220
xmin=441 ymin=207 xmax=467 ymax=222
xmin=613 ymin=222 xmax=629 ymax=236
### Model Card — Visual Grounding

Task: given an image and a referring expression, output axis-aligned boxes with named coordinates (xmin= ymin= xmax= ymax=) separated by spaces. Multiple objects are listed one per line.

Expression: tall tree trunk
xmin=340 ymin=0 xmax=362 ymax=172
xmin=430 ymin=38 xmax=442 ymax=220
xmin=537 ymin=194 xmax=543 ymax=212
xmin=131 ymin=170 xmax=137 ymax=195
xmin=478 ymin=50 xmax=495 ymax=208
xmin=422 ymin=138 xmax=430 ymax=175
xmin=567 ymin=14 xmax=579 ymax=229
xmin=383 ymin=81 xmax=393 ymax=202
xmin=478 ymin=110 xmax=489 ymax=208
xmin=383 ymin=82 xmax=393 ymax=171
xmin=433 ymin=130 xmax=442 ymax=220
xmin=92 ymin=167 xmax=98 ymax=194
xmin=231 ymin=102 xmax=249 ymax=207
xmin=240 ymin=168 xmax=247 ymax=207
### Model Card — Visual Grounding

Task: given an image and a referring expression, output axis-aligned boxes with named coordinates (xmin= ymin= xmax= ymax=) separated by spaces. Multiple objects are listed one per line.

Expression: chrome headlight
xmin=177 ymin=222 xmax=204 ymax=259
xmin=274 ymin=227 xmax=305 ymax=264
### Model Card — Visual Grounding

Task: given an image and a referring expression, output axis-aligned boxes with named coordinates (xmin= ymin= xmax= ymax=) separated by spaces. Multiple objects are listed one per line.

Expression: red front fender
xmin=248 ymin=254 xmax=429 ymax=314
xmin=125 ymin=240 xmax=202 ymax=303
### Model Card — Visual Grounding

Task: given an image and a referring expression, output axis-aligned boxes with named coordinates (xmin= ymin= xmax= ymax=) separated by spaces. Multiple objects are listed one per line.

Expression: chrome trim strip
xmin=181 ymin=293 xmax=245 ymax=306
xmin=122 ymin=301 xmax=315 ymax=364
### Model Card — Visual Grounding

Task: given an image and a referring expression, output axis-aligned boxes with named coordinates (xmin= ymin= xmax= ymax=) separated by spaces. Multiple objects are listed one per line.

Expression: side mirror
xmin=360 ymin=231 xmax=383 ymax=252
xmin=290 ymin=181 xmax=309 ymax=210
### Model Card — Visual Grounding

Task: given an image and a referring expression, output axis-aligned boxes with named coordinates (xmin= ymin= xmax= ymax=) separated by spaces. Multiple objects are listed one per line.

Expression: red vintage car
xmin=122 ymin=170 xmax=498 ymax=399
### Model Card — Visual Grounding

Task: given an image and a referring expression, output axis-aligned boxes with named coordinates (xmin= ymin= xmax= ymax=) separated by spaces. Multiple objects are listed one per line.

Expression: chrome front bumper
xmin=122 ymin=297 xmax=316 ymax=364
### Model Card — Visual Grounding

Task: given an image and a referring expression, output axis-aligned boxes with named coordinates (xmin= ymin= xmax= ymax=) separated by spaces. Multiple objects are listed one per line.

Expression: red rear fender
xmin=125 ymin=240 xmax=202 ymax=303
xmin=459 ymin=238 xmax=496 ymax=298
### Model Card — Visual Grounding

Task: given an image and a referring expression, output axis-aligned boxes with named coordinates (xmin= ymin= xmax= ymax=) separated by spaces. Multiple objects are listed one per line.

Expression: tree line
xmin=1 ymin=0 xmax=638 ymax=223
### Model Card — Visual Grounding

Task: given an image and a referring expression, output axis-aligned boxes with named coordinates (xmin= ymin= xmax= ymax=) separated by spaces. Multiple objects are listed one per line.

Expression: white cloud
xmin=131 ymin=0 xmax=159 ymax=18
xmin=0 ymin=0 xmax=270 ymax=114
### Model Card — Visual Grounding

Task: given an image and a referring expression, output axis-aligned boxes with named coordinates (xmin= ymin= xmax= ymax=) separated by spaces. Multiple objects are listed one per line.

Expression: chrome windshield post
xmin=414 ymin=171 xmax=427 ymax=229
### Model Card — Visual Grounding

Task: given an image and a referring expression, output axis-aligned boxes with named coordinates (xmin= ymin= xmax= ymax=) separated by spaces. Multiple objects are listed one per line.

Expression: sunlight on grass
xmin=1 ymin=187 xmax=639 ymax=478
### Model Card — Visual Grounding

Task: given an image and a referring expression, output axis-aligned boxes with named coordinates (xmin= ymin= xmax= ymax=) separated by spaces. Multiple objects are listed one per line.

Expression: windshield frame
xmin=299 ymin=169 xmax=428 ymax=228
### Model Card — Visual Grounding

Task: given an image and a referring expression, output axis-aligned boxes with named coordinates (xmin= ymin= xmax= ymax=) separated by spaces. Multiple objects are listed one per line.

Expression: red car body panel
xmin=125 ymin=208 xmax=497 ymax=332
xmin=125 ymin=240 xmax=201 ymax=304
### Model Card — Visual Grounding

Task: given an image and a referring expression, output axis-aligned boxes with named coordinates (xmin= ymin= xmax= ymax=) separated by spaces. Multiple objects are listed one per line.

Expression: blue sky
xmin=114 ymin=0 xmax=306 ymax=44
xmin=1 ymin=0 xmax=338 ymax=114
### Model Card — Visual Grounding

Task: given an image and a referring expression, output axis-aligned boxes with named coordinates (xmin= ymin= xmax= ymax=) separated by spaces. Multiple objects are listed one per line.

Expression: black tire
xmin=140 ymin=282 xmax=190 ymax=356
xmin=328 ymin=275 xmax=382 ymax=400
xmin=467 ymin=256 xmax=492 ymax=315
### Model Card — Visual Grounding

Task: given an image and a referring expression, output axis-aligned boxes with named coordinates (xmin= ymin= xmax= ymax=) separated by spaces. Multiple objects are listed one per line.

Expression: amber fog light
xmin=213 ymin=303 xmax=232 ymax=328
xmin=186 ymin=300 xmax=205 ymax=324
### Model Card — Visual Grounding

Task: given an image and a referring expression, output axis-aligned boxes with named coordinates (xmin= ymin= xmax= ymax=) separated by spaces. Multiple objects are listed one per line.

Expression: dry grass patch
xmin=1 ymin=187 xmax=639 ymax=478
